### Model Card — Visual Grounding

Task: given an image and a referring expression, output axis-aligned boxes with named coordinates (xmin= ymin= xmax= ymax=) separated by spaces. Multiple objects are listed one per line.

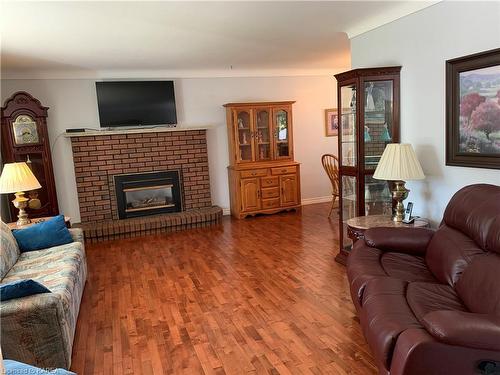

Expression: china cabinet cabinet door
xmin=234 ymin=109 xmax=254 ymax=163
xmin=272 ymin=107 xmax=292 ymax=160
xmin=241 ymin=178 xmax=261 ymax=212
xmin=255 ymin=108 xmax=272 ymax=161
xmin=279 ymin=175 xmax=299 ymax=206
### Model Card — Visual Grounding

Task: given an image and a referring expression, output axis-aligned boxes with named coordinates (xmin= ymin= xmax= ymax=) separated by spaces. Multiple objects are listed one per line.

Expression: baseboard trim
xmin=301 ymin=196 xmax=333 ymax=205
xmin=221 ymin=196 xmax=331 ymax=216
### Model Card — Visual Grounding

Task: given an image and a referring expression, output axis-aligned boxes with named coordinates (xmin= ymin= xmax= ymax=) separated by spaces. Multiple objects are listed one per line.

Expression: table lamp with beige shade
xmin=373 ymin=143 xmax=425 ymax=222
xmin=0 ymin=162 xmax=42 ymax=226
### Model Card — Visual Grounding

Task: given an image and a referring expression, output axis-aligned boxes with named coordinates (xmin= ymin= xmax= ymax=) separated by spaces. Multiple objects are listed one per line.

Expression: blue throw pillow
xmin=4 ymin=359 xmax=76 ymax=374
xmin=12 ymin=215 xmax=73 ymax=252
xmin=0 ymin=279 xmax=50 ymax=301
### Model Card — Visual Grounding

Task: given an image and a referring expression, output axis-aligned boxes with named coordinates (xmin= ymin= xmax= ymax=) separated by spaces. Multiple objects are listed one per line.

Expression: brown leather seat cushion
xmin=360 ymin=278 xmax=422 ymax=370
xmin=348 ymin=244 xmax=437 ymax=311
xmin=381 ymin=253 xmax=437 ymax=283
xmin=406 ymin=282 xmax=467 ymax=324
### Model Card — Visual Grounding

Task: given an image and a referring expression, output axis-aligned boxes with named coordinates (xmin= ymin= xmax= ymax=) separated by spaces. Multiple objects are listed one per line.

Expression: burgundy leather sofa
xmin=347 ymin=184 xmax=500 ymax=375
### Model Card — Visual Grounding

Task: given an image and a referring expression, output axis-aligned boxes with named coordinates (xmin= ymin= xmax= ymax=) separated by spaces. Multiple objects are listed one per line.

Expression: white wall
xmin=351 ymin=1 xmax=500 ymax=224
xmin=1 ymin=76 xmax=338 ymax=222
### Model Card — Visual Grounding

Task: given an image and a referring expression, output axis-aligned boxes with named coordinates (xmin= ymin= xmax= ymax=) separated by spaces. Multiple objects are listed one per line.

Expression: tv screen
xmin=96 ymin=81 xmax=177 ymax=127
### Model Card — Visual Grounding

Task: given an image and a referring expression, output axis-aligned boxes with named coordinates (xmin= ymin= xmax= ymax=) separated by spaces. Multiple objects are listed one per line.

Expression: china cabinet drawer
xmin=261 ymin=187 xmax=279 ymax=199
xmin=240 ymin=169 xmax=268 ymax=178
xmin=261 ymin=176 xmax=279 ymax=187
xmin=262 ymin=198 xmax=280 ymax=209
xmin=271 ymin=166 xmax=296 ymax=175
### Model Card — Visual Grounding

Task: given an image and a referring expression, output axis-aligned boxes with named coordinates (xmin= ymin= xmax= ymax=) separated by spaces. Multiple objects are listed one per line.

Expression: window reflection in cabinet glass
xmin=341 ymin=175 xmax=357 ymax=251
xmin=364 ymin=80 xmax=394 ymax=169
xmin=364 ymin=175 xmax=392 ymax=216
xmin=340 ymin=85 xmax=357 ymax=167
xmin=275 ymin=110 xmax=289 ymax=157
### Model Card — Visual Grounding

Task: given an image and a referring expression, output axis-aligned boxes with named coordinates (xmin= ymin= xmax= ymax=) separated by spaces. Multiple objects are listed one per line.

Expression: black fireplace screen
xmin=114 ymin=171 xmax=182 ymax=219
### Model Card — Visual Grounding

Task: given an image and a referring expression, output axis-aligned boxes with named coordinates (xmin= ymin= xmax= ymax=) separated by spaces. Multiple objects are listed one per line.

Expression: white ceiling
xmin=0 ymin=1 xmax=437 ymax=78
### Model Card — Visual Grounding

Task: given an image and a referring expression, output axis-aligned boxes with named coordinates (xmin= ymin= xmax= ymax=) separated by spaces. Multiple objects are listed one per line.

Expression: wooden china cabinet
xmin=224 ymin=101 xmax=301 ymax=219
xmin=1 ymin=92 xmax=59 ymax=220
xmin=334 ymin=67 xmax=401 ymax=265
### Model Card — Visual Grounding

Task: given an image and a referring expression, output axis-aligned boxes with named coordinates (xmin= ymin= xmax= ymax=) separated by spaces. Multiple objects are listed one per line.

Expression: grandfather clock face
xmin=12 ymin=114 xmax=40 ymax=145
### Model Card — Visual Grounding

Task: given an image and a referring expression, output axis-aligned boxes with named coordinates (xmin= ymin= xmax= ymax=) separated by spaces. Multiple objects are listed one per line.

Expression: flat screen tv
xmin=96 ymin=81 xmax=177 ymax=127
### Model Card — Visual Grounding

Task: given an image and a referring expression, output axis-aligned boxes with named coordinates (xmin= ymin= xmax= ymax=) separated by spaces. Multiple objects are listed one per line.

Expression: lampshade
xmin=0 ymin=162 xmax=42 ymax=193
xmin=373 ymin=143 xmax=425 ymax=181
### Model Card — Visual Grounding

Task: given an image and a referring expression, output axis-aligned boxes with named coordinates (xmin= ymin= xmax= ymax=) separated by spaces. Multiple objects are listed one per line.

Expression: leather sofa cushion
xmin=442 ymin=184 xmax=500 ymax=250
xmin=381 ymin=253 xmax=436 ymax=283
xmin=406 ymin=282 xmax=466 ymax=324
xmin=360 ymin=278 xmax=422 ymax=371
xmin=456 ymin=253 xmax=500 ymax=314
xmin=425 ymin=225 xmax=484 ymax=286
xmin=348 ymin=244 xmax=436 ymax=310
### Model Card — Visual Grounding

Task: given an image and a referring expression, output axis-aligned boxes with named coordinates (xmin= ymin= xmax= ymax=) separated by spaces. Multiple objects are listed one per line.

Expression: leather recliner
xmin=347 ymin=184 xmax=500 ymax=375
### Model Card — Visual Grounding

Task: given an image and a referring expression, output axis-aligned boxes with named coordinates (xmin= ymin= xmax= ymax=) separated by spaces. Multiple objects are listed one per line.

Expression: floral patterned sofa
xmin=0 ymin=220 xmax=87 ymax=370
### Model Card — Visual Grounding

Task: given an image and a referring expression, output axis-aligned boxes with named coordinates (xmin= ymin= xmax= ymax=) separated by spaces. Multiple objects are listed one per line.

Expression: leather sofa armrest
xmin=364 ymin=227 xmax=435 ymax=255
xmin=422 ymin=310 xmax=500 ymax=351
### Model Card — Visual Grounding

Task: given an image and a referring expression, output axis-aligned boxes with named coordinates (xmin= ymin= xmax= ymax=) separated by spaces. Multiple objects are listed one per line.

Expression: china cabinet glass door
xmin=235 ymin=109 xmax=254 ymax=162
xmin=339 ymin=83 xmax=358 ymax=253
xmin=362 ymin=79 xmax=395 ymax=215
xmin=273 ymin=108 xmax=291 ymax=158
xmin=255 ymin=109 xmax=272 ymax=161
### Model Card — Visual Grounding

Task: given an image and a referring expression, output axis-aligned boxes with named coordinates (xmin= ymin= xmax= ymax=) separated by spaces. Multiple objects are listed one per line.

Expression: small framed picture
xmin=325 ymin=108 xmax=338 ymax=137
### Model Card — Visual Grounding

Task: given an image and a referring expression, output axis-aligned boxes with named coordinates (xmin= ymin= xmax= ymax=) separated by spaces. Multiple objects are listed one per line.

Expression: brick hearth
xmin=69 ymin=128 xmax=221 ymax=240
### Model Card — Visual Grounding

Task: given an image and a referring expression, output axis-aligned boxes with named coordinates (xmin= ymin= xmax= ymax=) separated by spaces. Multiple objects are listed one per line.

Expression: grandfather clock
xmin=1 ymin=91 xmax=59 ymax=220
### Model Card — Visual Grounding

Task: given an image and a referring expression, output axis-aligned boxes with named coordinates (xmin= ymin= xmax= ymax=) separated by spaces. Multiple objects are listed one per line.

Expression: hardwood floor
xmin=71 ymin=203 xmax=376 ymax=375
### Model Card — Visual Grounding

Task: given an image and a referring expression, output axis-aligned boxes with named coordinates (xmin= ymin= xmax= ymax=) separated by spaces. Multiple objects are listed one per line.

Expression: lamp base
xmin=392 ymin=181 xmax=409 ymax=222
xmin=12 ymin=191 xmax=31 ymax=227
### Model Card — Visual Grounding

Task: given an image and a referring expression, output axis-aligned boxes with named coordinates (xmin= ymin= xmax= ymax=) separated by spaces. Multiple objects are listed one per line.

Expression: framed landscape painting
xmin=446 ymin=48 xmax=500 ymax=169
xmin=325 ymin=108 xmax=338 ymax=137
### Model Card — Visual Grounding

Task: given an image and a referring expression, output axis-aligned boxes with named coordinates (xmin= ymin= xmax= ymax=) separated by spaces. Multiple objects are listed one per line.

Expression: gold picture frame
xmin=325 ymin=108 xmax=338 ymax=137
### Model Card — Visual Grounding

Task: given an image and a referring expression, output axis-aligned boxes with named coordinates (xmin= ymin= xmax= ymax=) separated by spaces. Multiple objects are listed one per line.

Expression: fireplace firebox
xmin=114 ymin=171 xmax=182 ymax=219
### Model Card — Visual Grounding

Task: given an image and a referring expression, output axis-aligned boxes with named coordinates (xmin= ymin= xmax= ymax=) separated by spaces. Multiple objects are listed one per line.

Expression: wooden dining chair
xmin=321 ymin=154 xmax=340 ymax=218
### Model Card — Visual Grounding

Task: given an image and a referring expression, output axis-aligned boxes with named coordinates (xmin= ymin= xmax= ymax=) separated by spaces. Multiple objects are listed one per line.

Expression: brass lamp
xmin=0 ymin=162 xmax=42 ymax=226
xmin=373 ymin=144 xmax=425 ymax=222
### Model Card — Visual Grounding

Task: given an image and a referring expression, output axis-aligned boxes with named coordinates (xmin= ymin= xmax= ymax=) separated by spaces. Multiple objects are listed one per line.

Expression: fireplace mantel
xmin=64 ymin=125 xmax=213 ymax=138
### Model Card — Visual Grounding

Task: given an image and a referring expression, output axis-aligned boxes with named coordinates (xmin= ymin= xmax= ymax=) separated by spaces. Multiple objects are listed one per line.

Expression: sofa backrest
xmin=425 ymin=184 xmax=500 ymax=286
xmin=0 ymin=220 xmax=20 ymax=280
xmin=441 ymin=184 xmax=500 ymax=250
xmin=455 ymin=252 xmax=500 ymax=314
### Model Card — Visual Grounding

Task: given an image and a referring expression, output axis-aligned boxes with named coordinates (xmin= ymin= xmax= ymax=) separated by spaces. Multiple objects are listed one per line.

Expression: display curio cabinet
xmin=334 ymin=67 xmax=401 ymax=264
xmin=224 ymin=101 xmax=301 ymax=219
xmin=1 ymin=91 xmax=59 ymax=220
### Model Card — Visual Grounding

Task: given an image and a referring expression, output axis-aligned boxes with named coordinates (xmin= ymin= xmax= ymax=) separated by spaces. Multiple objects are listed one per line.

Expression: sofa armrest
xmin=422 ymin=310 xmax=500 ymax=352
xmin=364 ymin=227 xmax=435 ymax=255
xmin=68 ymin=227 xmax=84 ymax=244
xmin=0 ymin=293 xmax=71 ymax=369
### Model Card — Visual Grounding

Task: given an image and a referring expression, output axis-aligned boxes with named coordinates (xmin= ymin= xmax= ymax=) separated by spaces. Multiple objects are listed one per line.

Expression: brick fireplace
xmin=68 ymin=128 xmax=222 ymax=241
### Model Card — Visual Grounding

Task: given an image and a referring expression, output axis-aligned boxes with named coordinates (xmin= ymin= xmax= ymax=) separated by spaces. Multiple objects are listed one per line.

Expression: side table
xmin=7 ymin=216 xmax=71 ymax=230
xmin=346 ymin=214 xmax=429 ymax=243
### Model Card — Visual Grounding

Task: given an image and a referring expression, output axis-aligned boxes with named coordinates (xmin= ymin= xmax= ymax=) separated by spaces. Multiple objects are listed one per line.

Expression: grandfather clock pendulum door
xmin=1 ymin=91 xmax=59 ymax=220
